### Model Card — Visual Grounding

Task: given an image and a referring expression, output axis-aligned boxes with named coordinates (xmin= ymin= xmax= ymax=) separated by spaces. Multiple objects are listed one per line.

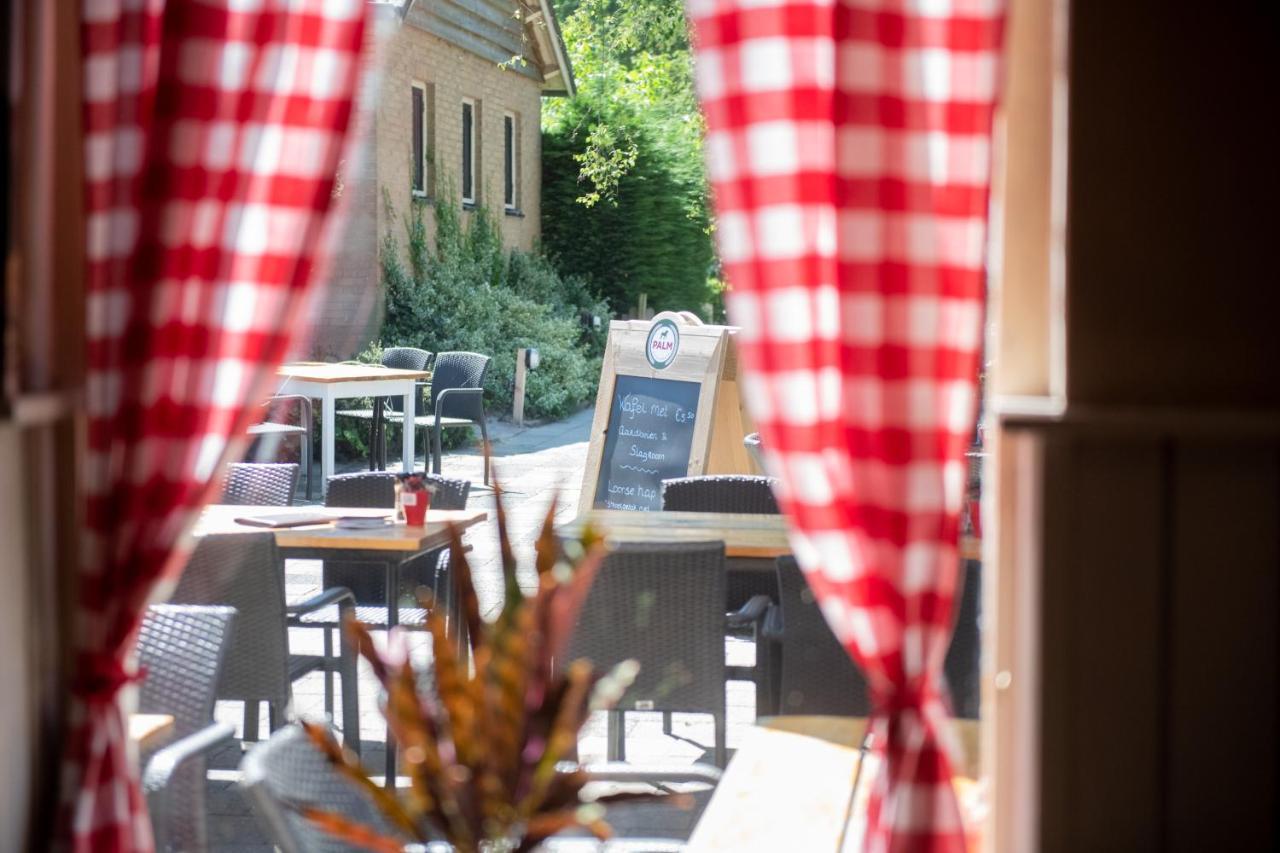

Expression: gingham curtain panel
xmin=63 ymin=1 xmax=367 ymax=849
xmin=685 ymin=0 xmax=1003 ymax=849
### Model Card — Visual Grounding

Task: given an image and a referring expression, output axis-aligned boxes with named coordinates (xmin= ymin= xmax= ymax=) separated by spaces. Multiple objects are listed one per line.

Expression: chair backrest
xmin=428 ymin=351 xmax=490 ymax=419
xmin=170 ymin=533 xmax=292 ymax=708
xmin=564 ymin=542 xmax=727 ymax=716
xmin=137 ymin=604 xmax=238 ymax=740
xmin=424 ymin=473 xmax=470 ymax=509
xmin=775 ymin=556 xmax=870 ymax=716
xmin=381 ymin=347 xmax=433 ymax=414
xmin=661 ymin=475 xmax=780 ymax=515
xmin=325 ymin=472 xmax=397 ymax=508
xmin=240 ymin=724 xmax=403 ymax=853
xmin=222 ymin=462 xmax=299 ymax=506
xmin=775 ymin=556 xmax=982 ymax=719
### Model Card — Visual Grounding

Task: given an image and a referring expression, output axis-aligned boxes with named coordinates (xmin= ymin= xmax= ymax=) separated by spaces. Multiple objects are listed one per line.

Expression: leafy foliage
xmin=542 ymin=0 xmax=721 ymax=318
xmin=301 ymin=489 xmax=684 ymax=852
xmin=380 ymin=190 xmax=608 ymax=423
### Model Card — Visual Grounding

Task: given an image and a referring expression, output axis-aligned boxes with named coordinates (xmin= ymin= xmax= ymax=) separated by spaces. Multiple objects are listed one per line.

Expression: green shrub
xmin=380 ymin=191 xmax=605 ymax=424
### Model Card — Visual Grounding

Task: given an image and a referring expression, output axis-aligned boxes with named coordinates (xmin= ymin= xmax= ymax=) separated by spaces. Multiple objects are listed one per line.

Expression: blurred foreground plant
xmin=297 ymin=484 xmax=667 ymax=852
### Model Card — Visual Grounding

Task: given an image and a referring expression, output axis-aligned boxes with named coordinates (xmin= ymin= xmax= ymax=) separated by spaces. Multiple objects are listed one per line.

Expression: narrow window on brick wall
xmin=503 ymin=111 xmax=518 ymax=211
xmin=462 ymin=98 xmax=477 ymax=205
xmin=411 ymin=82 xmax=427 ymax=196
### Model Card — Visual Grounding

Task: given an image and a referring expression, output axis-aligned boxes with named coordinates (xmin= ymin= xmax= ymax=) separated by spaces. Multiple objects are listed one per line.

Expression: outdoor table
xmin=195 ymin=504 xmax=487 ymax=631
xmin=275 ymin=362 xmax=432 ymax=495
xmin=129 ymin=713 xmax=175 ymax=752
xmin=686 ymin=715 xmax=981 ymax=851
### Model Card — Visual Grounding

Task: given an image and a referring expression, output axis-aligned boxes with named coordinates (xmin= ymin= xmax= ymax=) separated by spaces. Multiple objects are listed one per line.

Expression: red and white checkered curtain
xmin=63 ymin=1 xmax=367 ymax=849
xmin=687 ymin=0 xmax=1003 ymax=849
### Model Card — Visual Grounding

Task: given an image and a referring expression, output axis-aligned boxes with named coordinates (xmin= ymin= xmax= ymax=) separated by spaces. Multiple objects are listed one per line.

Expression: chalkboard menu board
xmin=593 ymin=374 xmax=701 ymax=511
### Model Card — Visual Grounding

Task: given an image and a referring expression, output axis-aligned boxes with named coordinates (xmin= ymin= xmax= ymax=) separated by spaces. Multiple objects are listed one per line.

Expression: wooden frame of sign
xmin=581 ymin=311 xmax=758 ymax=512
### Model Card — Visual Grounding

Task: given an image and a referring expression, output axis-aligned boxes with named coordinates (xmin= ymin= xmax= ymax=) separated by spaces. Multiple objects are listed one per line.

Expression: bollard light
xmin=525 ymin=347 xmax=541 ymax=370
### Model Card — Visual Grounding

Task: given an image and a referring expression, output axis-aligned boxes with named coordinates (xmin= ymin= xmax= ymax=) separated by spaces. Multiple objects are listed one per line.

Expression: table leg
xmin=322 ymin=387 xmax=335 ymax=497
xmin=384 ymin=558 xmax=400 ymax=787
xmin=401 ymin=383 xmax=416 ymax=475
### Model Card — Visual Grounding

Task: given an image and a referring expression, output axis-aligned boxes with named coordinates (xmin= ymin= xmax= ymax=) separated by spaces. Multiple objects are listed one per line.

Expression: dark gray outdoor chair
xmin=334 ymin=347 xmax=434 ymax=471
xmin=311 ymin=471 xmax=471 ymax=615
xmin=564 ymin=542 xmax=770 ymax=768
xmin=241 ymin=724 xmax=720 ymax=853
xmin=170 ymin=532 xmax=361 ymax=754
xmin=660 ymin=475 xmax=780 ymax=515
xmin=767 ymin=556 xmax=981 ymax=719
xmin=136 ymin=604 xmax=237 ymax=853
xmin=378 ymin=351 xmax=491 ymax=484
xmin=247 ymin=395 xmax=314 ymax=500
xmin=221 ymin=462 xmax=300 ymax=506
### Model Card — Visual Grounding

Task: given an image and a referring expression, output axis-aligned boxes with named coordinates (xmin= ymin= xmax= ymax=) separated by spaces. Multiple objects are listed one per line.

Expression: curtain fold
xmin=685 ymin=0 xmax=1003 ymax=849
xmin=63 ymin=1 xmax=367 ymax=849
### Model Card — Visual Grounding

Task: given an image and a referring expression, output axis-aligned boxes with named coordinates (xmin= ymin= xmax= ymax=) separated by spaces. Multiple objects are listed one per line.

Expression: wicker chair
xmin=945 ymin=559 xmax=982 ymax=720
xmin=241 ymin=724 xmax=720 ymax=853
xmin=379 ymin=351 xmax=491 ymax=484
xmin=768 ymin=556 xmax=982 ymax=719
xmin=334 ymin=347 xmax=434 ymax=471
xmin=169 ymin=532 xmax=361 ymax=753
xmin=312 ymin=471 xmax=471 ymax=617
xmin=563 ymin=542 xmax=769 ymax=768
xmin=770 ymin=556 xmax=870 ymax=716
xmin=136 ymin=604 xmax=237 ymax=853
xmin=660 ymin=475 xmax=780 ymax=515
xmin=247 ymin=395 xmax=314 ymax=500
xmin=222 ymin=462 xmax=300 ymax=506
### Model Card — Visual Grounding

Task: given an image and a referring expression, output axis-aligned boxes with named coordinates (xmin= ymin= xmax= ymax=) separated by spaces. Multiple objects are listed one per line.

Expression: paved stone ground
xmin=205 ymin=409 xmax=755 ymax=850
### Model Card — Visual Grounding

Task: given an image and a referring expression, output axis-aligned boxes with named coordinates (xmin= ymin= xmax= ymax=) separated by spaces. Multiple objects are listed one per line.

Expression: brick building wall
xmin=311 ymin=15 xmax=545 ymax=358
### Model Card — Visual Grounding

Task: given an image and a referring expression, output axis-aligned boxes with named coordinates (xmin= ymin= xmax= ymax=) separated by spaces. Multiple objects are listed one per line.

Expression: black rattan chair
xmin=379 ymin=351 xmax=491 ymax=484
xmin=768 ymin=556 xmax=981 ymax=719
xmin=335 ymin=347 xmax=434 ymax=471
xmin=136 ymin=604 xmax=237 ymax=853
xmin=241 ymin=724 xmax=719 ymax=853
xmin=660 ymin=475 xmax=780 ymax=515
xmin=770 ymin=556 xmax=870 ymax=716
xmin=170 ymin=532 xmax=361 ymax=753
xmin=240 ymin=724 xmax=402 ymax=853
xmin=222 ymin=462 xmax=300 ymax=506
xmin=564 ymin=542 xmax=769 ymax=768
xmin=313 ymin=471 xmax=471 ymax=615
xmin=247 ymin=395 xmax=314 ymax=500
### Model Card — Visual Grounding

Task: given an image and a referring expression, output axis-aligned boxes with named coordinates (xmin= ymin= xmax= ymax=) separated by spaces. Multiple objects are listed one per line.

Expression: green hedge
xmin=542 ymin=98 xmax=717 ymax=317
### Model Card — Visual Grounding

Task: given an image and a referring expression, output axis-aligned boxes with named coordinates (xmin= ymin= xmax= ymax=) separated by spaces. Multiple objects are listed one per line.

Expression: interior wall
xmin=990 ymin=1 xmax=1280 ymax=850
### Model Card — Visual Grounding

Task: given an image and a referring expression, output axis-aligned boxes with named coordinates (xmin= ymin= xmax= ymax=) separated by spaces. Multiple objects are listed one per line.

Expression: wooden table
xmin=195 ymin=504 xmax=488 ymax=628
xmin=560 ymin=510 xmax=791 ymax=558
xmin=275 ymin=363 xmax=432 ymax=494
xmin=129 ymin=713 xmax=175 ymax=752
xmin=687 ymin=715 xmax=981 ymax=852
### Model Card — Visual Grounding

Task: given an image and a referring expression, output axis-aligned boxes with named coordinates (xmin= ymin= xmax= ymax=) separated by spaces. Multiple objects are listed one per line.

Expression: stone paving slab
xmin=208 ymin=408 xmax=759 ymax=848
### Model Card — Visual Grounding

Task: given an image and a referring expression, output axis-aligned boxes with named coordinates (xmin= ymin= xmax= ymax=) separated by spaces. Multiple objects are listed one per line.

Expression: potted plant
xmin=297 ymin=486 xmax=676 ymax=852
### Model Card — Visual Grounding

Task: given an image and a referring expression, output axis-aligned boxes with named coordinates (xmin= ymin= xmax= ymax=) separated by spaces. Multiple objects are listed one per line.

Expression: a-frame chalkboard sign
xmin=581 ymin=312 xmax=758 ymax=512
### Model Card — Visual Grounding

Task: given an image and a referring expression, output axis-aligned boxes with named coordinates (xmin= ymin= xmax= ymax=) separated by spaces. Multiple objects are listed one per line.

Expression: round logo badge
xmin=645 ymin=319 xmax=680 ymax=370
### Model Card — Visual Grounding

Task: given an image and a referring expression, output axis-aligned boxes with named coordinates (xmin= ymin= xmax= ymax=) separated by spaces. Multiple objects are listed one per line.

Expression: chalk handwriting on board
xmin=593 ymin=375 xmax=701 ymax=511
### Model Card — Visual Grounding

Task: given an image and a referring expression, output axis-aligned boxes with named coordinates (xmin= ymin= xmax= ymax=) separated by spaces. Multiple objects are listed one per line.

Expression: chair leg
xmin=323 ymin=630 xmax=335 ymax=718
xmin=431 ymin=423 xmax=443 ymax=476
xmin=478 ymin=416 xmax=490 ymax=485
xmin=607 ymin=709 xmax=626 ymax=762
xmin=662 ymin=711 xmax=674 ymax=737
xmin=302 ymin=431 xmax=313 ymax=502
xmin=338 ymin=618 xmax=362 ymax=756
xmin=244 ymin=701 xmax=259 ymax=742
xmin=714 ymin=713 xmax=727 ymax=768
xmin=268 ymin=702 xmax=285 ymax=732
